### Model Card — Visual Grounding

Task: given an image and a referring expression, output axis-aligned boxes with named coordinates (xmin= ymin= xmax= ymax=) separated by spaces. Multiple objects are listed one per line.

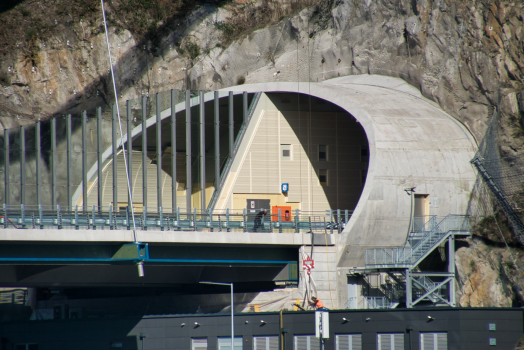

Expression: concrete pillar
xmin=156 ymin=93 xmax=162 ymax=210
xmin=406 ymin=269 xmax=412 ymax=308
xmin=243 ymin=91 xmax=248 ymax=122
xmin=171 ymin=90 xmax=177 ymax=213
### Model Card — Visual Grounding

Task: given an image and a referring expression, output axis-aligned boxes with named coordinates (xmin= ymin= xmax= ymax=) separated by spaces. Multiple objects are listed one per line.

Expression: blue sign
xmin=281 ymin=183 xmax=289 ymax=192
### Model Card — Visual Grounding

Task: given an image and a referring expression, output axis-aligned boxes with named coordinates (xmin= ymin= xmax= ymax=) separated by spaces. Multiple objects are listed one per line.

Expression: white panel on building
xmin=377 ymin=333 xmax=404 ymax=350
xmin=294 ymin=335 xmax=321 ymax=350
xmin=420 ymin=332 xmax=447 ymax=350
xmin=253 ymin=336 xmax=279 ymax=350
xmin=192 ymin=338 xmax=208 ymax=350
xmin=218 ymin=337 xmax=243 ymax=350
xmin=346 ymin=276 xmax=358 ymax=309
xmin=336 ymin=334 xmax=362 ymax=350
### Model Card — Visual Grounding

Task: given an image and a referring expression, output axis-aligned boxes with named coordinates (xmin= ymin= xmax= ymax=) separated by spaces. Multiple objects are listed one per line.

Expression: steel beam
xmin=112 ymin=105 xmax=118 ymax=210
xmin=35 ymin=121 xmax=41 ymax=205
xmin=97 ymin=108 xmax=103 ymax=209
xmin=51 ymin=118 xmax=57 ymax=207
xmin=19 ymin=125 xmax=25 ymax=206
xmin=82 ymin=111 xmax=88 ymax=211
xmin=199 ymin=91 xmax=205 ymax=210
xmin=142 ymin=96 xmax=147 ymax=209
xmin=448 ymin=235 xmax=455 ymax=306
xmin=243 ymin=91 xmax=248 ymax=122
xmin=66 ymin=115 xmax=72 ymax=209
xmin=3 ymin=129 xmax=9 ymax=206
xmin=171 ymin=90 xmax=177 ymax=213
xmin=214 ymin=91 xmax=220 ymax=193
xmin=229 ymin=91 xmax=234 ymax=158
xmin=156 ymin=93 xmax=162 ymax=210
xmin=405 ymin=269 xmax=412 ymax=308
xmin=186 ymin=90 xmax=192 ymax=213
xmin=127 ymin=100 xmax=132 ymax=210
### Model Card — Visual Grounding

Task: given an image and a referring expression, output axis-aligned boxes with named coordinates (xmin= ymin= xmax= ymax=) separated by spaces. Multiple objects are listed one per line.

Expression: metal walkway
xmin=364 ymin=215 xmax=470 ymax=308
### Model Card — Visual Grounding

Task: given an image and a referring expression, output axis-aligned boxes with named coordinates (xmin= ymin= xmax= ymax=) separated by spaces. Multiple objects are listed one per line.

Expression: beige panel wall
xmin=218 ymin=93 xmax=368 ymax=212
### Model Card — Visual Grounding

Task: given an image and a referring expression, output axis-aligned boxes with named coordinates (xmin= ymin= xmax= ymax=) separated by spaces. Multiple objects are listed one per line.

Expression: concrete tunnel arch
xmin=75 ymin=74 xmax=478 ymax=267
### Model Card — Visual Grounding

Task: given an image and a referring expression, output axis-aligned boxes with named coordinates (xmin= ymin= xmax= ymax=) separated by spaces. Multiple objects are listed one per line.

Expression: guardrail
xmin=1 ymin=204 xmax=352 ymax=233
xmin=365 ymin=215 xmax=470 ymax=267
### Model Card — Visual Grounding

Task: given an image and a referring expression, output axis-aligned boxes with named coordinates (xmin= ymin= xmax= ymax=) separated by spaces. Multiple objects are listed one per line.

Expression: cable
xmin=101 ymin=0 xmax=138 ymax=241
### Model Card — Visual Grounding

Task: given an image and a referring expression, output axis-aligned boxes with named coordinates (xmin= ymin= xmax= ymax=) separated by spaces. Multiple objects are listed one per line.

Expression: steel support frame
xmin=171 ymin=90 xmax=177 ymax=213
xmin=35 ymin=121 xmax=41 ymax=205
xmin=127 ymin=101 xmax=133 ymax=210
xmin=19 ymin=125 xmax=25 ymax=206
xmin=4 ymin=129 xmax=9 ymax=206
xmin=185 ymin=90 xmax=192 ymax=213
xmin=97 ymin=108 xmax=103 ymax=210
xmin=406 ymin=234 xmax=456 ymax=308
xmin=156 ymin=93 xmax=162 ymax=210
xmin=214 ymin=91 xmax=220 ymax=195
xmin=199 ymin=91 xmax=205 ymax=210
xmin=112 ymin=105 xmax=118 ymax=210
xmin=82 ymin=111 xmax=88 ymax=211
xmin=142 ymin=96 xmax=147 ymax=209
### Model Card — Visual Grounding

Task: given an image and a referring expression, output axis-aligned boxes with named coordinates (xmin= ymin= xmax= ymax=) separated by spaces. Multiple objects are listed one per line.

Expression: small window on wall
xmin=361 ymin=147 xmax=369 ymax=163
xmin=192 ymin=338 xmax=208 ymax=350
xmin=254 ymin=336 xmax=279 ymax=350
xmin=336 ymin=334 xmax=362 ymax=350
xmin=218 ymin=337 xmax=243 ymax=350
xmin=420 ymin=333 xmax=447 ymax=350
xmin=377 ymin=333 xmax=404 ymax=350
xmin=319 ymin=169 xmax=328 ymax=186
xmin=294 ymin=335 xmax=320 ymax=350
xmin=281 ymin=144 xmax=292 ymax=161
xmin=319 ymin=145 xmax=328 ymax=161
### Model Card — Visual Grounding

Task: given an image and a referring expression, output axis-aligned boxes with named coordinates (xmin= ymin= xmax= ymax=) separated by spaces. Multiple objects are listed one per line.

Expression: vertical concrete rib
xmin=112 ymin=105 xmax=118 ymax=210
xmin=3 ymin=129 xmax=9 ymax=206
xmin=82 ymin=111 xmax=88 ymax=211
xmin=448 ymin=235 xmax=455 ymax=306
xmin=171 ymin=90 xmax=177 ymax=213
xmin=142 ymin=96 xmax=147 ymax=209
xmin=228 ymin=91 xmax=233 ymax=159
xmin=199 ymin=91 xmax=205 ymax=210
xmin=19 ymin=125 xmax=25 ymax=206
xmin=185 ymin=90 xmax=192 ymax=213
xmin=214 ymin=91 xmax=220 ymax=193
xmin=35 ymin=121 xmax=41 ymax=205
xmin=127 ymin=100 xmax=132 ymax=210
xmin=66 ymin=115 xmax=72 ymax=209
xmin=51 ymin=118 xmax=57 ymax=207
xmin=156 ymin=93 xmax=162 ymax=210
xmin=97 ymin=107 xmax=103 ymax=209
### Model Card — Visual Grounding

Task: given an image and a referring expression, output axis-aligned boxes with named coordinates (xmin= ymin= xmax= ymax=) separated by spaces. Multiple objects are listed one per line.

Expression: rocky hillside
xmin=1 ymin=0 xmax=524 ymax=308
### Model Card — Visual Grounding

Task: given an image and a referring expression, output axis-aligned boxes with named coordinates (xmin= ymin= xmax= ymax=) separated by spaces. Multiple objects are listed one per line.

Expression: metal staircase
xmin=364 ymin=215 xmax=470 ymax=308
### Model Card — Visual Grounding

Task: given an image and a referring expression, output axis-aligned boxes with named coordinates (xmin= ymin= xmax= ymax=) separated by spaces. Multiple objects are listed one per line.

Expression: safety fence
xmin=1 ymin=204 xmax=352 ymax=233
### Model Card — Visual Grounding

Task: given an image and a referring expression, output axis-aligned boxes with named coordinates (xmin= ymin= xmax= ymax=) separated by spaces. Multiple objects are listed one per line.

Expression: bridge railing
xmin=1 ymin=204 xmax=353 ymax=233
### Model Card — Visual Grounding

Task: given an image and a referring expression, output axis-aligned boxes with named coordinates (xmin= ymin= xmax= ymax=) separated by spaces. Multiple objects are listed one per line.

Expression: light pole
xmin=200 ymin=281 xmax=234 ymax=350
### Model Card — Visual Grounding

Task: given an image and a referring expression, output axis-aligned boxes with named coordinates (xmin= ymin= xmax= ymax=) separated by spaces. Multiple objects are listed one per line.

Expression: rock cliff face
xmin=1 ymin=0 xmax=524 ymax=306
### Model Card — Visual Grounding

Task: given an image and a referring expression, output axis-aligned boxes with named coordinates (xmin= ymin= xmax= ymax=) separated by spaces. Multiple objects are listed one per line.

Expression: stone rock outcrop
xmin=456 ymin=237 xmax=524 ymax=307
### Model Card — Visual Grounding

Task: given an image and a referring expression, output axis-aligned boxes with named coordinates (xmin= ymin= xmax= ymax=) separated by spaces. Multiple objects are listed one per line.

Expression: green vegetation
xmin=185 ymin=40 xmax=200 ymax=60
